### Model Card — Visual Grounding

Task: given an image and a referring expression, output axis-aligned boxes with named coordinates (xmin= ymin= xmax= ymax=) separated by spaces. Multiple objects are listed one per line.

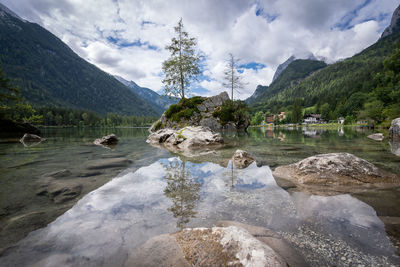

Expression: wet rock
xmin=125 ymin=223 xmax=288 ymax=267
xmin=389 ymin=118 xmax=400 ymax=141
xmin=94 ymin=134 xmax=119 ymax=148
xmin=232 ymin=149 xmax=255 ymax=169
xmin=273 ymin=153 xmax=400 ymax=192
xmin=147 ymin=126 xmax=223 ymax=156
xmin=86 ymin=157 xmax=132 ymax=170
xmin=367 ymin=133 xmax=384 ymax=141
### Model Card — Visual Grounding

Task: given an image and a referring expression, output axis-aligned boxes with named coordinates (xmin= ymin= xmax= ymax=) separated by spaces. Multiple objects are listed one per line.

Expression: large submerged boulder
xmin=147 ymin=126 xmax=223 ymax=156
xmin=389 ymin=118 xmax=400 ymax=141
xmin=149 ymin=92 xmax=249 ymax=132
xmin=124 ymin=222 xmax=299 ymax=267
xmin=273 ymin=153 xmax=400 ymax=193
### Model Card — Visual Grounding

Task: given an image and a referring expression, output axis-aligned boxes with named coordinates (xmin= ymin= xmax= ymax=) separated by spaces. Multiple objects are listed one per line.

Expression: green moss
xmin=164 ymin=96 xmax=205 ymax=122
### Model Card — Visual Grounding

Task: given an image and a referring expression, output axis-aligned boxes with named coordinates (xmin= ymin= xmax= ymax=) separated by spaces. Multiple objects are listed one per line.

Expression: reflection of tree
xmin=164 ymin=160 xmax=201 ymax=229
xmin=223 ymin=162 xmax=238 ymax=190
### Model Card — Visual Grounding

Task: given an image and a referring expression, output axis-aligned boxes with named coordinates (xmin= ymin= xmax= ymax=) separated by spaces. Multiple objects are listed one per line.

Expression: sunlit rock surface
xmin=147 ymin=126 xmax=223 ymax=157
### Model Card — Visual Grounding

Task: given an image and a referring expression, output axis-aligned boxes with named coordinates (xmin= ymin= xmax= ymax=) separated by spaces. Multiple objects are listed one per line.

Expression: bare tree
xmin=162 ymin=18 xmax=201 ymax=99
xmin=223 ymin=53 xmax=244 ymax=100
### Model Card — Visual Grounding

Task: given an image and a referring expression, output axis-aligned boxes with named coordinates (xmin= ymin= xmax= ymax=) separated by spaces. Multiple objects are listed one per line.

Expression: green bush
xmin=213 ymin=100 xmax=250 ymax=126
xmin=164 ymin=96 xmax=205 ymax=122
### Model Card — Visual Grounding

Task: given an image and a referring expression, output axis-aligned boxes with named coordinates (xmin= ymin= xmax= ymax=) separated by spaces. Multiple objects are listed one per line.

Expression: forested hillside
xmin=0 ymin=4 xmax=159 ymax=116
xmin=249 ymin=29 xmax=400 ymax=123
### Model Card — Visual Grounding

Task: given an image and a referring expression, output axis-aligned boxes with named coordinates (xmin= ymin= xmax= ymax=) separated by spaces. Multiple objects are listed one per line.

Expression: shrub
xmin=213 ymin=100 xmax=250 ymax=126
xmin=164 ymin=96 xmax=205 ymax=122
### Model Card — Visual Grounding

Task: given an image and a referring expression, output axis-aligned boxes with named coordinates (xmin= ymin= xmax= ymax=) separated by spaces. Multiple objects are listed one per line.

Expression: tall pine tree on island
xmin=162 ymin=18 xmax=201 ymax=99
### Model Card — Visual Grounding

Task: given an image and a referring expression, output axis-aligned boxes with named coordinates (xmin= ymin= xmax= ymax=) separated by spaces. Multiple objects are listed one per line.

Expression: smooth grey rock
xmin=232 ymin=149 xmax=255 ymax=169
xmin=367 ymin=133 xmax=385 ymax=141
xmin=273 ymin=153 xmax=400 ymax=187
xmin=94 ymin=134 xmax=119 ymax=147
xmin=389 ymin=118 xmax=400 ymax=141
xmin=199 ymin=116 xmax=222 ymax=130
xmin=86 ymin=158 xmax=132 ymax=170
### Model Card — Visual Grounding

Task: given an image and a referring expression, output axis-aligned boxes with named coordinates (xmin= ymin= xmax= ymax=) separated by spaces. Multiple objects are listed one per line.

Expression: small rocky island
xmin=149 ymin=92 xmax=249 ymax=132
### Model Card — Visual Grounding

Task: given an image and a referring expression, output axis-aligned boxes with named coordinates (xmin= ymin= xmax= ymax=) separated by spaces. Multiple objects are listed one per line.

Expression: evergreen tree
xmin=162 ymin=18 xmax=201 ymax=99
xmin=291 ymin=98 xmax=303 ymax=123
xmin=0 ymin=63 xmax=20 ymax=119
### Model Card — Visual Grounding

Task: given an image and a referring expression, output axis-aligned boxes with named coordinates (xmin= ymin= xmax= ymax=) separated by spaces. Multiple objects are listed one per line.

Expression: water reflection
xmin=163 ymin=159 xmax=201 ymax=229
xmin=1 ymin=157 xmax=398 ymax=266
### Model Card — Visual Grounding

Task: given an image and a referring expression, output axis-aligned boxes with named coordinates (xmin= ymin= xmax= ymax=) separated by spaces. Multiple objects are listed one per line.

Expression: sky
xmin=1 ymin=0 xmax=398 ymax=99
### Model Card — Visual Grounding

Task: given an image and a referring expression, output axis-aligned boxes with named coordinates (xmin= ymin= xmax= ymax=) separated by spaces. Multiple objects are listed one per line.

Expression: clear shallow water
xmin=0 ymin=126 xmax=400 ymax=266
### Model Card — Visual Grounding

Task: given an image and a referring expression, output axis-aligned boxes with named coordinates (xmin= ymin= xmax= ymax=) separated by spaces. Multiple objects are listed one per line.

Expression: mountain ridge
xmin=0 ymin=3 xmax=159 ymax=116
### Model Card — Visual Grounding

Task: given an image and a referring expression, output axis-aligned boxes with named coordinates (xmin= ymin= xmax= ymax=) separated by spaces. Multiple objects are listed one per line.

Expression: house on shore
xmin=303 ymin=114 xmax=322 ymax=124
xmin=338 ymin=117 xmax=345 ymax=124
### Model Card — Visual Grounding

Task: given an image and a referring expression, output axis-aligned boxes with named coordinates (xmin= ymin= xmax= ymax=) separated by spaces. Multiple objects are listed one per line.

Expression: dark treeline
xmin=35 ymin=107 xmax=157 ymax=127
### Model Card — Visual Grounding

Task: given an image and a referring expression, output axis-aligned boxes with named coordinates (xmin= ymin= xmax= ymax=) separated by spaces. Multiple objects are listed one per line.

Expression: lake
xmin=1 ymin=126 xmax=399 ymax=266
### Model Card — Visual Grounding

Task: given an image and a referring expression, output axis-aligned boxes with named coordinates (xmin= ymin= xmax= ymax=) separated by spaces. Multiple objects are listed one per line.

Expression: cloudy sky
xmin=1 ymin=0 xmax=398 ymax=99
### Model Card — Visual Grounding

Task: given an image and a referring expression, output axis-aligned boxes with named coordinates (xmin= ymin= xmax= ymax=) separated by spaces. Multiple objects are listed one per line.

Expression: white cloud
xmin=0 ymin=0 xmax=398 ymax=99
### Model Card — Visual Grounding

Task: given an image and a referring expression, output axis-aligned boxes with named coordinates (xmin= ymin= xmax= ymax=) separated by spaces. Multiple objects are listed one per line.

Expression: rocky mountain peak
xmin=381 ymin=4 xmax=400 ymax=38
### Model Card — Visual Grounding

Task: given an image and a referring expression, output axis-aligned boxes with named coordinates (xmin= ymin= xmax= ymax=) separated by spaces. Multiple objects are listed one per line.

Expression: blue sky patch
xmin=334 ymin=0 xmax=374 ymax=30
xmin=255 ymin=7 xmax=279 ymax=22
xmin=106 ymin=36 xmax=158 ymax=50
xmin=240 ymin=62 xmax=266 ymax=70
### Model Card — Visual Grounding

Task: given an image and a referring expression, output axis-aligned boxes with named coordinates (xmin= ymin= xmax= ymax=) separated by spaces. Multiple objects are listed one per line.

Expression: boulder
xmin=232 ymin=149 xmax=255 ymax=169
xmin=389 ymin=118 xmax=400 ymax=141
xmin=125 ymin=223 xmax=288 ymax=267
xmin=367 ymin=133 xmax=385 ymax=141
xmin=19 ymin=133 xmax=45 ymax=147
xmin=94 ymin=134 xmax=119 ymax=147
xmin=147 ymin=126 xmax=223 ymax=156
xmin=273 ymin=153 xmax=400 ymax=189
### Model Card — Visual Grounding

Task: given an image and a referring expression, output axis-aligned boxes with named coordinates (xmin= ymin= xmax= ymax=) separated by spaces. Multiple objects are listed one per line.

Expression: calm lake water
xmin=1 ymin=126 xmax=400 ymax=266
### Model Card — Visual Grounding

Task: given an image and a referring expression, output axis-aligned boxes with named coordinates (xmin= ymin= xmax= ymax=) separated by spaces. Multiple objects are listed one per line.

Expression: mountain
xmin=0 ymin=3 xmax=159 ymax=116
xmin=247 ymin=59 xmax=327 ymax=105
xmin=272 ymin=53 xmax=317 ymax=82
xmin=381 ymin=4 xmax=400 ymax=38
xmin=114 ymin=76 xmax=178 ymax=114
xmin=248 ymin=4 xmax=400 ymax=119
